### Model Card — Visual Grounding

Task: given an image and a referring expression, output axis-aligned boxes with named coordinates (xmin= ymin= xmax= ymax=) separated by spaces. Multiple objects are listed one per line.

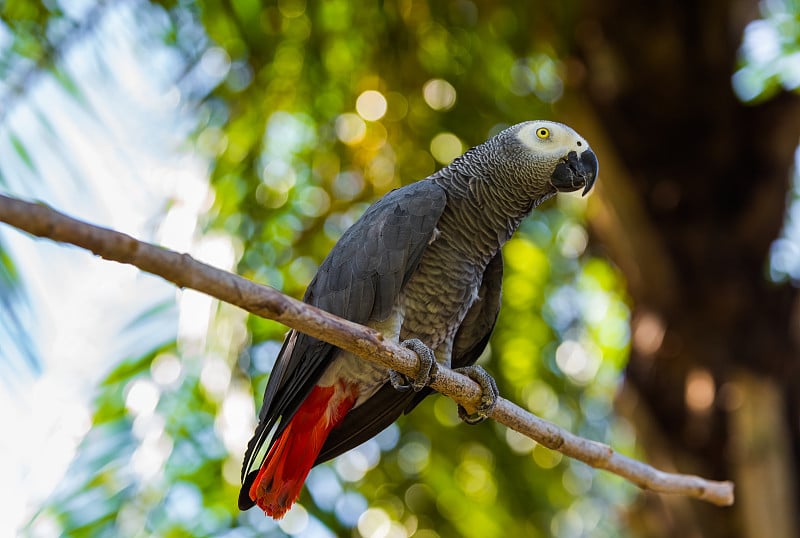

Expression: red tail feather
xmin=249 ymin=382 xmax=357 ymax=518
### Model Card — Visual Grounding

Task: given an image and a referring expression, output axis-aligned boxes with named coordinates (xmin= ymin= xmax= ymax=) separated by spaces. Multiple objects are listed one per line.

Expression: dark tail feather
xmin=239 ymin=470 xmax=259 ymax=510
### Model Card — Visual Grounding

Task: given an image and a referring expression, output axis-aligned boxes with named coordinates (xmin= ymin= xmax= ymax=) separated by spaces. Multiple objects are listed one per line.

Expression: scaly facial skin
xmin=514 ymin=121 xmax=599 ymax=196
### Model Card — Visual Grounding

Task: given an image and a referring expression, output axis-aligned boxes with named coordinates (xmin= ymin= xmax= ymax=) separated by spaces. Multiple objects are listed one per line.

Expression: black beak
xmin=550 ymin=149 xmax=598 ymax=196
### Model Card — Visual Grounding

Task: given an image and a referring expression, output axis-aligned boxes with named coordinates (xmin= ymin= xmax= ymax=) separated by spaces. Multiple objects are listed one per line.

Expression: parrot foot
xmin=454 ymin=365 xmax=499 ymax=425
xmin=389 ymin=338 xmax=438 ymax=392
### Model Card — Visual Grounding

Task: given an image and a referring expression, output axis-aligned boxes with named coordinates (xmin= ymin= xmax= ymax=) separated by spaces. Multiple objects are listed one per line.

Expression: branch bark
xmin=0 ymin=193 xmax=735 ymax=506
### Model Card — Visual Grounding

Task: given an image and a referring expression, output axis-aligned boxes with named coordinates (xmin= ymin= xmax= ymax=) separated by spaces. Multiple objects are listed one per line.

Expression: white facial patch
xmin=515 ymin=121 xmax=588 ymax=158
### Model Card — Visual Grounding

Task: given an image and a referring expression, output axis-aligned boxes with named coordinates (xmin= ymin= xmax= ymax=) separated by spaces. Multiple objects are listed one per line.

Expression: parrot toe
xmin=454 ymin=365 xmax=499 ymax=424
xmin=390 ymin=338 xmax=438 ymax=392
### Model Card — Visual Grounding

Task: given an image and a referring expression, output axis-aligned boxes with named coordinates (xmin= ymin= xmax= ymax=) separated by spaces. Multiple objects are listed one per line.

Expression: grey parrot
xmin=239 ymin=120 xmax=598 ymax=517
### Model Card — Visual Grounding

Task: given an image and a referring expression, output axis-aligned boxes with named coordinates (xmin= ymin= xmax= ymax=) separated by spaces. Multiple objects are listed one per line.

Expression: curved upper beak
xmin=550 ymin=149 xmax=598 ymax=196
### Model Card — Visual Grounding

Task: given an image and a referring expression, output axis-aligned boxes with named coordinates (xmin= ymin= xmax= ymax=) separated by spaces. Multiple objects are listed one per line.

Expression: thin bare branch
xmin=0 ymin=193 xmax=735 ymax=506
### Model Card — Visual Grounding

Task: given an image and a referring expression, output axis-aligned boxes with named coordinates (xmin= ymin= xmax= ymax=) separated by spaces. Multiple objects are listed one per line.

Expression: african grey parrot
xmin=239 ymin=120 xmax=598 ymax=517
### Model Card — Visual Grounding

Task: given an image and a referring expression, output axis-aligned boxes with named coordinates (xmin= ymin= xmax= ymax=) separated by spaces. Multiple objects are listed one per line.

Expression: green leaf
xmin=9 ymin=132 xmax=36 ymax=172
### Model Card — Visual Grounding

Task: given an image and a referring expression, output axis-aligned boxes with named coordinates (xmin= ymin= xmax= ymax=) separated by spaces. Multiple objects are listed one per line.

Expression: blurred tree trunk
xmin=568 ymin=1 xmax=800 ymax=536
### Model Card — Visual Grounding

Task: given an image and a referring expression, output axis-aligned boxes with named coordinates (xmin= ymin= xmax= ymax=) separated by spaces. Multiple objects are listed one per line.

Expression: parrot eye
xmin=535 ymin=127 xmax=550 ymax=140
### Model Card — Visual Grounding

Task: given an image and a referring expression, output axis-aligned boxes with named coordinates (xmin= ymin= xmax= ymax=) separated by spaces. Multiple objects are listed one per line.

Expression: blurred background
xmin=0 ymin=0 xmax=798 ymax=536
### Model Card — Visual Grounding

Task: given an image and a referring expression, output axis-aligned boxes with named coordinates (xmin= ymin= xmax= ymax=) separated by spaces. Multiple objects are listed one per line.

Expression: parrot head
xmin=511 ymin=120 xmax=598 ymax=197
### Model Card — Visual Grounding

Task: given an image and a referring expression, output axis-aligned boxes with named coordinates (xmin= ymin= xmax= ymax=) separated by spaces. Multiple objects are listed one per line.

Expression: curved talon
xmin=454 ymin=365 xmax=499 ymax=424
xmin=389 ymin=338 xmax=438 ymax=392
xmin=388 ymin=369 xmax=412 ymax=392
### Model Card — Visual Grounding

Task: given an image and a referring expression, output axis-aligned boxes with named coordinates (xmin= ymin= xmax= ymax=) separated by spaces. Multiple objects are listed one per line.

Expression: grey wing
xmin=239 ymin=180 xmax=447 ymax=508
xmin=316 ymin=250 xmax=504 ymax=464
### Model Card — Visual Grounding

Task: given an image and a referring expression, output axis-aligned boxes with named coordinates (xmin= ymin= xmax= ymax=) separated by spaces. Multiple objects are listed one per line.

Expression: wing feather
xmin=240 ymin=180 xmax=447 ymax=498
xmin=315 ymin=251 xmax=504 ymax=464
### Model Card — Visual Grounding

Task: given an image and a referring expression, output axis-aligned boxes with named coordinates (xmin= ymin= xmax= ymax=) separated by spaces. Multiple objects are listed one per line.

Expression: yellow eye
xmin=536 ymin=127 xmax=550 ymax=139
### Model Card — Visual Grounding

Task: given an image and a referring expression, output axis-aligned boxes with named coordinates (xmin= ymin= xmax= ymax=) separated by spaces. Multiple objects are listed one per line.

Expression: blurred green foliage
xmin=739 ymin=0 xmax=800 ymax=284
xmin=734 ymin=0 xmax=800 ymax=102
xmin=16 ymin=1 xmax=637 ymax=537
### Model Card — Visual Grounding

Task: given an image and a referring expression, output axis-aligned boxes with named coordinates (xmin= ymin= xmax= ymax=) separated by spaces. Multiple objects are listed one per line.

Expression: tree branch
xmin=0 ymin=193 xmax=735 ymax=506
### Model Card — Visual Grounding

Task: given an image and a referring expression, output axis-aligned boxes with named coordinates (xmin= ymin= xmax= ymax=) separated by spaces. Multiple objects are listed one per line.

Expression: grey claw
xmin=388 ymin=369 xmax=412 ymax=392
xmin=454 ymin=365 xmax=499 ymax=424
xmin=389 ymin=338 xmax=437 ymax=393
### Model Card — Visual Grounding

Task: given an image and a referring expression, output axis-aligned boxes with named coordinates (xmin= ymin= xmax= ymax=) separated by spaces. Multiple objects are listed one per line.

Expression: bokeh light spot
xmin=632 ymin=310 xmax=666 ymax=356
xmin=334 ymin=492 xmax=368 ymax=527
xmin=297 ymin=186 xmax=331 ymax=217
xmin=367 ymin=155 xmax=396 ymax=187
xmin=685 ymin=368 xmax=715 ymax=413
xmin=562 ymin=464 xmax=593 ymax=496
xmin=200 ymin=46 xmax=231 ymax=80
xmin=558 ymin=223 xmax=588 ymax=258
xmin=200 ymin=356 xmax=231 ymax=399
xmin=333 ymin=171 xmax=365 ymax=200
xmin=523 ymin=381 xmax=559 ymax=417
xmin=505 ymin=428 xmax=536 ymax=454
xmin=532 ymin=443 xmax=562 ymax=469
xmin=422 ymin=78 xmax=456 ymax=110
xmin=125 ymin=378 xmax=160 ymax=417
xmin=455 ymin=460 xmax=497 ymax=501
xmin=430 ymin=132 xmax=463 ymax=164
xmin=151 ymin=352 xmax=181 ymax=386
xmin=279 ymin=503 xmax=309 ymax=535
xmin=278 ymin=0 xmax=306 ymax=18
xmin=356 ymin=90 xmax=388 ymax=121
xmin=261 ymin=160 xmax=297 ymax=193
xmin=335 ymin=113 xmax=367 ymax=145
xmin=334 ymin=449 xmax=370 ymax=482
xmin=555 ymin=340 xmax=600 ymax=384
xmin=357 ymin=508 xmax=409 ymax=537
xmin=398 ymin=439 xmax=430 ymax=475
